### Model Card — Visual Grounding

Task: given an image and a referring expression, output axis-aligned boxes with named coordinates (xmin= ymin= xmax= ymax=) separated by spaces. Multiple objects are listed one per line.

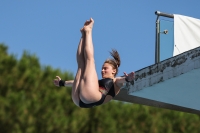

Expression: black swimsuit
xmin=79 ymin=78 xmax=116 ymax=108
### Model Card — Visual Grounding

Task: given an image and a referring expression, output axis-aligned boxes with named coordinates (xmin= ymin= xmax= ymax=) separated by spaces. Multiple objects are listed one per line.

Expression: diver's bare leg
xmin=72 ymin=33 xmax=85 ymax=106
xmin=79 ymin=21 xmax=101 ymax=103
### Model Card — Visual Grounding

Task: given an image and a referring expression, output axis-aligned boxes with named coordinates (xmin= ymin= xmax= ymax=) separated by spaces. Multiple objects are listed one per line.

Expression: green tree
xmin=0 ymin=43 xmax=200 ymax=133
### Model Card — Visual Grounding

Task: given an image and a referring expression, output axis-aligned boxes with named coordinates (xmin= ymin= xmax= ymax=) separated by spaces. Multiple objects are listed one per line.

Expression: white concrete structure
xmin=114 ymin=46 xmax=200 ymax=115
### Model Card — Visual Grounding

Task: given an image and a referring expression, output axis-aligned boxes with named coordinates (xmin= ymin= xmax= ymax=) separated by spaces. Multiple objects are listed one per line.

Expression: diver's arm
xmin=53 ymin=76 xmax=74 ymax=87
xmin=63 ymin=80 xmax=74 ymax=87
xmin=115 ymin=71 xmax=135 ymax=84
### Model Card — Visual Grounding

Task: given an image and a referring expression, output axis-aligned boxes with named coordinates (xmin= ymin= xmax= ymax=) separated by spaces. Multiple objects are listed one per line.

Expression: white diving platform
xmin=114 ymin=46 xmax=200 ymax=115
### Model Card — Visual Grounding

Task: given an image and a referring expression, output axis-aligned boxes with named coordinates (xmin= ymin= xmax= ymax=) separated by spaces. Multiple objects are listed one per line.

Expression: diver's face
xmin=101 ymin=63 xmax=116 ymax=78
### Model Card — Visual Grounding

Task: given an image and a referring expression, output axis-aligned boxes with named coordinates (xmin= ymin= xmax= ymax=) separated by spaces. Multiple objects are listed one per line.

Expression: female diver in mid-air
xmin=53 ymin=18 xmax=134 ymax=108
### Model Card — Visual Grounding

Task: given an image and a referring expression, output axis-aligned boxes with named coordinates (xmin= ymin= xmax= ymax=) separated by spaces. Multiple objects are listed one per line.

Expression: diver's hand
xmin=123 ymin=72 xmax=134 ymax=82
xmin=53 ymin=76 xmax=61 ymax=87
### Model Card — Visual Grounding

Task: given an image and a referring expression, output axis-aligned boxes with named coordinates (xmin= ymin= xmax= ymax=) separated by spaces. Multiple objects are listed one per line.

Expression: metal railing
xmin=155 ymin=11 xmax=174 ymax=63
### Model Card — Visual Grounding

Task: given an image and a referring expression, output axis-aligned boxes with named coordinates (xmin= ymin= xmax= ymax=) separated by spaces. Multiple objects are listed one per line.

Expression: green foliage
xmin=0 ymin=43 xmax=200 ymax=133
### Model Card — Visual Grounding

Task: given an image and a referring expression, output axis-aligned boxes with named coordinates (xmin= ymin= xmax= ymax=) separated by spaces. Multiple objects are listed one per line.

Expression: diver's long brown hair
xmin=104 ymin=49 xmax=121 ymax=76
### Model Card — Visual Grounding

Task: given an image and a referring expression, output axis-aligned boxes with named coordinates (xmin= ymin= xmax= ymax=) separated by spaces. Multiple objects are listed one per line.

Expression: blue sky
xmin=1 ymin=1 xmax=200 ymax=79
